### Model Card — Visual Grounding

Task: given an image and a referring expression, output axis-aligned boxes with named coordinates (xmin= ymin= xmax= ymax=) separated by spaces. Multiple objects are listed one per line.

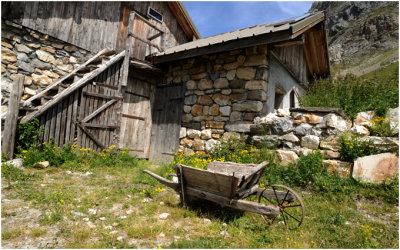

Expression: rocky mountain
xmin=310 ymin=1 xmax=398 ymax=75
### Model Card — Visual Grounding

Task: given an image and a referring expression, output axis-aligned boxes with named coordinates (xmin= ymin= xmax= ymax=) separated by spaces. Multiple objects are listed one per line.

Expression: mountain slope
xmin=310 ymin=1 xmax=399 ymax=76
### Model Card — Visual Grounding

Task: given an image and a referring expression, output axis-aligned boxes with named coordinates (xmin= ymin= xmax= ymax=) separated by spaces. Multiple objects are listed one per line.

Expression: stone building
xmin=1 ymin=2 xmax=330 ymax=160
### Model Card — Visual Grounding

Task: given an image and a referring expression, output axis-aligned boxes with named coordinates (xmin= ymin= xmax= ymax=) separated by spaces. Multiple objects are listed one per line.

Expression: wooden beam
xmin=81 ymin=99 xmax=118 ymax=123
xmin=273 ymin=40 xmax=304 ymax=48
xmin=77 ymin=123 xmax=105 ymax=149
xmin=121 ymin=12 xmax=135 ymax=87
xmin=81 ymin=123 xmax=119 ymax=129
xmin=129 ymin=59 xmax=164 ymax=74
xmin=83 ymin=91 xmax=123 ymax=100
xmin=121 ymin=113 xmax=145 ymax=121
xmin=1 ymin=76 xmax=24 ymax=160
xmin=21 ymin=51 xmax=125 ymax=123
xmin=147 ymin=32 xmax=163 ymax=41
xmin=133 ymin=10 xmax=164 ymax=33
xmin=23 ymin=49 xmax=108 ymax=107
xmin=130 ymin=32 xmax=164 ymax=52
xmin=153 ymin=29 xmax=292 ymax=64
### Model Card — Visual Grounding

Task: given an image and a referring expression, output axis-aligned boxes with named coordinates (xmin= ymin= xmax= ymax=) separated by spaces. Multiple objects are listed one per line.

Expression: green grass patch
xmin=300 ymin=62 xmax=399 ymax=119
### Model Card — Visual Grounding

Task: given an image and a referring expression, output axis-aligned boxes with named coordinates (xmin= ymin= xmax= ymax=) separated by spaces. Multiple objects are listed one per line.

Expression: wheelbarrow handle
xmin=143 ymin=170 xmax=180 ymax=192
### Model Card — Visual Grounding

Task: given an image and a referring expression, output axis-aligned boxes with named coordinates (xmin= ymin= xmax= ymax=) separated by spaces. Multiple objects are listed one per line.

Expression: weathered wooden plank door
xmin=149 ymin=85 xmax=184 ymax=163
xmin=118 ymin=75 xmax=155 ymax=158
xmin=77 ymin=62 xmax=123 ymax=150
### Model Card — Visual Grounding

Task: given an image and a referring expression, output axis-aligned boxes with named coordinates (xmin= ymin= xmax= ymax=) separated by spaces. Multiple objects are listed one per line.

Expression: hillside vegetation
xmin=299 ymin=62 xmax=399 ymax=119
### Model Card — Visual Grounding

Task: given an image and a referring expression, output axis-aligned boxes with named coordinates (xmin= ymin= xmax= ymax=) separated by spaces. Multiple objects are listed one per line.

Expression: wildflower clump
xmin=367 ymin=116 xmax=398 ymax=137
xmin=339 ymin=133 xmax=377 ymax=162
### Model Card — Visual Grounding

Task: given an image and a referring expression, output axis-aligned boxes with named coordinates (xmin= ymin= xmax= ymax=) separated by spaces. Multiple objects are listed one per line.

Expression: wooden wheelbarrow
xmin=143 ymin=161 xmax=305 ymax=229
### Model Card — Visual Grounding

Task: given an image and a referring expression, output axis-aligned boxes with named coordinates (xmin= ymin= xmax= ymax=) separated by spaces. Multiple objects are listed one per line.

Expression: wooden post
xmin=121 ymin=12 xmax=135 ymax=88
xmin=2 ymin=76 xmax=24 ymax=160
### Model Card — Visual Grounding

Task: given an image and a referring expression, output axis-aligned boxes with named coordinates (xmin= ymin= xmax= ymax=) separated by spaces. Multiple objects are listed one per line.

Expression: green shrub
xmin=367 ymin=116 xmax=398 ymax=137
xmin=299 ymin=63 xmax=399 ymax=119
xmin=16 ymin=118 xmax=44 ymax=151
xmin=339 ymin=134 xmax=377 ymax=162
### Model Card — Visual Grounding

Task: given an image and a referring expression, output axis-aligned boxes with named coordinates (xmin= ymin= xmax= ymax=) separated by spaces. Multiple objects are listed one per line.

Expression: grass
xmin=2 ymin=144 xmax=399 ymax=248
xmin=300 ymin=62 xmax=399 ymax=119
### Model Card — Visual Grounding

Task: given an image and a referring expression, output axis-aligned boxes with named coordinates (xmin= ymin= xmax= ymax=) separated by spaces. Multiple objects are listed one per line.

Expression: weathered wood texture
xmin=118 ymin=70 xmax=156 ymax=158
xmin=3 ymin=2 xmax=190 ymax=55
xmin=1 ymin=76 xmax=24 ymax=159
xmin=176 ymin=164 xmax=239 ymax=197
xmin=78 ymin=60 xmax=123 ymax=150
xmin=149 ymin=84 xmax=184 ymax=162
xmin=274 ymin=44 xmax=308 ymax=84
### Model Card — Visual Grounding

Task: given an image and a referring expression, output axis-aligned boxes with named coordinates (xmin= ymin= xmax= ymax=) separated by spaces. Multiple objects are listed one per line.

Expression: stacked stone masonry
xmin=1 ymin=20 xmax=94 ymax=114
xmin=164 ymin=45 xmax=269 ymax=154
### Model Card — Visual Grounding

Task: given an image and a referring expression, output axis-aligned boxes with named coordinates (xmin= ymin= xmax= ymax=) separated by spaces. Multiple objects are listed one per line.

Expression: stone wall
xmin=164 ymin=45 xmax=269 ymax=154
xmin=1 ymin=20 xmax=94 ymax=114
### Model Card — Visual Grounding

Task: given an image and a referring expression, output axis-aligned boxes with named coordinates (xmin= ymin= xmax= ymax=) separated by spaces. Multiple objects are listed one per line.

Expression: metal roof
xmin=155 ymin=11 xmax=324 ymax=57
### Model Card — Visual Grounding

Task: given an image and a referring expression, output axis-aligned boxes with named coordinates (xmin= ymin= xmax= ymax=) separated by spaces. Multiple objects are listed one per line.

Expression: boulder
xmin=386 ymin=107 xmax=399 ymax=134
xmin=353 ymin=153 xmax=398 ymax=184
xmin=301 ymin=135 xmax=320 ymax=149
xmin=225 ymin=121 xmax=252 ymax=132
xmin=201 ymin=129 xmax=212 ymax=140
xmin=350 ymin=125 xmax=370 ymax=136
xmin=354 ymin=111 xmax=374 ymax=126
xmin=295 ymin=123 xmax=313 ymax=136
xmin=252 ymin=135 xmax=280 ymax=148
xmin=271 ymin=119 xmax=293 ymax=135
xmin=187 ymin=129 xmax=201 ymax=139
xmin=3 ymin=158 xmax=24 ymax=170
xmin=321 ymin=150 xmax=340 ymax=159
xmin=365 ymin=136 xmax=399 ymax=152
xmin=279 ymin=133 xmax=300 ymax=143
xmin=205 ymin=139 xmax=220 ymax=151
xmin=320 ymin=136 xmax=340 ymax=151
xmin=276 ymin=150 xmax=299 ymax=165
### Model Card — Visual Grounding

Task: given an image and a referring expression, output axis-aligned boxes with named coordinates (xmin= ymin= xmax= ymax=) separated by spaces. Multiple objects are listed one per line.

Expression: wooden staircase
xmin=20 ymin=49 xmax=125 ymax=122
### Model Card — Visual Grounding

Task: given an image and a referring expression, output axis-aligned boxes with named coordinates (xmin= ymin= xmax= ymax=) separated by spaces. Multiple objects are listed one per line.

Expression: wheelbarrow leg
xmin=177 ymin=165 xmax=187 ymax=207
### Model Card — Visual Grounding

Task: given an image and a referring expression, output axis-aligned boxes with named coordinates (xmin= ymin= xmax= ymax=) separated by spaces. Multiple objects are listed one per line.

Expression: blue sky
xmin=183 ymin=1 xmax=314 ymax=38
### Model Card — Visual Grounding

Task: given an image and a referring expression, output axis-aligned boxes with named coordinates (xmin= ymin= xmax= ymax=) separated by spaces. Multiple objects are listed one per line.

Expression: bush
xmin=367 ymin=117 xmax=398 ymax=137
xmin=339 ymin=134 xmax=377 ymax=162
xmin=299 ymin=63 xmax=398 ymax=119
xmin=16 ymin=118 xmax=44 ymax=151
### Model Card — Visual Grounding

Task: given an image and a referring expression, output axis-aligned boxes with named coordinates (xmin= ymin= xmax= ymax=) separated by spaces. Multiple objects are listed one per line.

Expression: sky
xmin=182 ymin=1 xmax=314 ymax=38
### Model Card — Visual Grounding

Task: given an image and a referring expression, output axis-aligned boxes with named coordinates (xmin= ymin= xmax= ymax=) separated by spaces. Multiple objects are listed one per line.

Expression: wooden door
xmin=77 ymin=62 xmax=123 ymax=150
xmin=149 ymin=85 xmax=184 ymax=163
xmin=118 ymin=76 xmax=155 ymax=158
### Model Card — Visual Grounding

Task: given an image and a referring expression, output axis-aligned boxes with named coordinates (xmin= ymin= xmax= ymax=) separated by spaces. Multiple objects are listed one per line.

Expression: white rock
xmin=83 ymin=217 xmax=89 ymax=222
xmin=276 ymin=150 xmax=299 ymax=165
xmin=354 ymin=111 xmax=375 ymax=126
xmin=203 ymin=218 xmax=211 ymax=224
xmin=88 ymin=209 xmax=97 ymax=215
xmin=99 ymin=217 xmax=106 ymax=221
xmin=159 ymin=202 xmax=165 ymax=205
xmin=279 ymin=133 xmax=299 ymax=143
xmin=117 ymin=236 xmax=124 ymax=241
xmin=222 ymin=223 xmax=227 ymax=227
xmin=201 ymin=129 xmax=212 ymax=139
xmin=87 ymin=221 xmax=96 ymax=228
xmin=220 ymin=230 xmax=229 ymax=236
xmin=179 ymin=127 xmax=187 ymax=138
xmin=71 ymin=211 xmax=86 ymax=217
xmin=2 ymin=199 xmax=12 ymax=203
xmin=110 ymin=230 xmax=118 ymax=235
xmin=187 ymin=129 xmax=201 ymax=139
xmin=142 ymin=198 xmax=151 ymax=203
xmin=353 ymin=153 xmax=399 ymax=184
xmin=159 ymin=213 xmax=169 ymax=220
xmin=3 ymin=158 xmax=24 ymax=169
xmin=301 ymin=135 xmax=320 ymax=149
xmin=350 ymin=125 xmax=370 ymax=136
xmin=172 ymin=176 xmax=179 ymax=183
xmin=120 ymin=216 xmax=127 ymax=219
xmin=276 ymin=109 xmax=290 ymax=117
xmin=104 ymin=225 xmax=113 ymax=230
xmin=66 ymin=171 xmax=72 ymax=175
xmin=126 ymin=210 xmax=133 ymax=215
xmin=159 ymin=233 xmax=166 ymax=237
xmin=205 ymin=139 xmax=220 ymax=151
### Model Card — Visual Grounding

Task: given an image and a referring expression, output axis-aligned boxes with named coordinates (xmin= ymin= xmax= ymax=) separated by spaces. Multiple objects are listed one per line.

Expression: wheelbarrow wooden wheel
xmin=258 ymin=184 xmax=305 ymax=230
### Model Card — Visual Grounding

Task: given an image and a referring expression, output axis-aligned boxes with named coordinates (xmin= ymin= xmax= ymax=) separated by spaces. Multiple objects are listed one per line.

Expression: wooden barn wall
xmin=3 ymin=1 xmax=190 ymax=56
xmin=117 ymin=2 xmax=190 ymax=60
xmin=274 ymin=45 xmax=308 ymax=83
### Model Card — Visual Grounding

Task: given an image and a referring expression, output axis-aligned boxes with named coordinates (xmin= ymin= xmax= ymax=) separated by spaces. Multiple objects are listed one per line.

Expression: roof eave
xmin=168 ymin=2 xmax=201 ymax=40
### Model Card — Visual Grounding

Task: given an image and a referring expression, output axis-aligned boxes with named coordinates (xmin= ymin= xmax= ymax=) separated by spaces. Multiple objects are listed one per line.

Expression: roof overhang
xmin=168 ymin=2 xmax=201 ymax=41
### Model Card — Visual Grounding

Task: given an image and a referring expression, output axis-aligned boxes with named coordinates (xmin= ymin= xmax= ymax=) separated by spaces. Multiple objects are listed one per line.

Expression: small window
xmin=148 ymin=7 xmax=163 ymax=23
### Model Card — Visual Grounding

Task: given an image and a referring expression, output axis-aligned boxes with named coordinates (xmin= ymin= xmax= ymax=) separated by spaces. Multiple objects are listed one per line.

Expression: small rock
xmin=83 ymin=217 xmax=90 ymax=222
xmin=37 ymin=161 xmax=49 ymax=168
xmin=2 ymin=199 xmax=12 ymax=203
xmin=117 ymin=236 xmax=124 ymax=241
xmin=99 ymin=217 xmax=106 ymax=221
xmin=350 ymin=125 xmax=370 ymax=136
xmin=301 ymin=135 xmax=320 ymax=150
xmin=126 ymin=210 xmax=133 ymax=215
xmin=112 ymin=222 xmax=118 ymax=226
xmin=159 ymin=202 xmax=165 ymax=205
xmin=71 ymin=211 xmax=86 ymax=217
xmin=159 ymin=233 xmax=166 ymax=237
xmin=88 ymin=209 xmax=97 ymax=215
xmin=104 ymin=225 xmax=113 ymax=230
xmin=220 ymin=230 xmax=229 ymax=236
xmin=110 ymin=230 xmax=118 ymax=235
xmin=276 ymin=150 xmax=299 ymax=165
xmin=159 ymin=213 xmax=169 ymax=220
xmin=3 ymin=158 xmax=24 ymax=169
xmin=142 ymin=198 xmax=151 ymax=203
xmin=66 ymin=170 xmax=72 ymax=175
xmin=120 ymin=216 xmax=127 ymax=219
xmin=203 ymin=218 xmax=212 ymax=224
xmin=222 ymin=223 xmax=227 ymax=227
